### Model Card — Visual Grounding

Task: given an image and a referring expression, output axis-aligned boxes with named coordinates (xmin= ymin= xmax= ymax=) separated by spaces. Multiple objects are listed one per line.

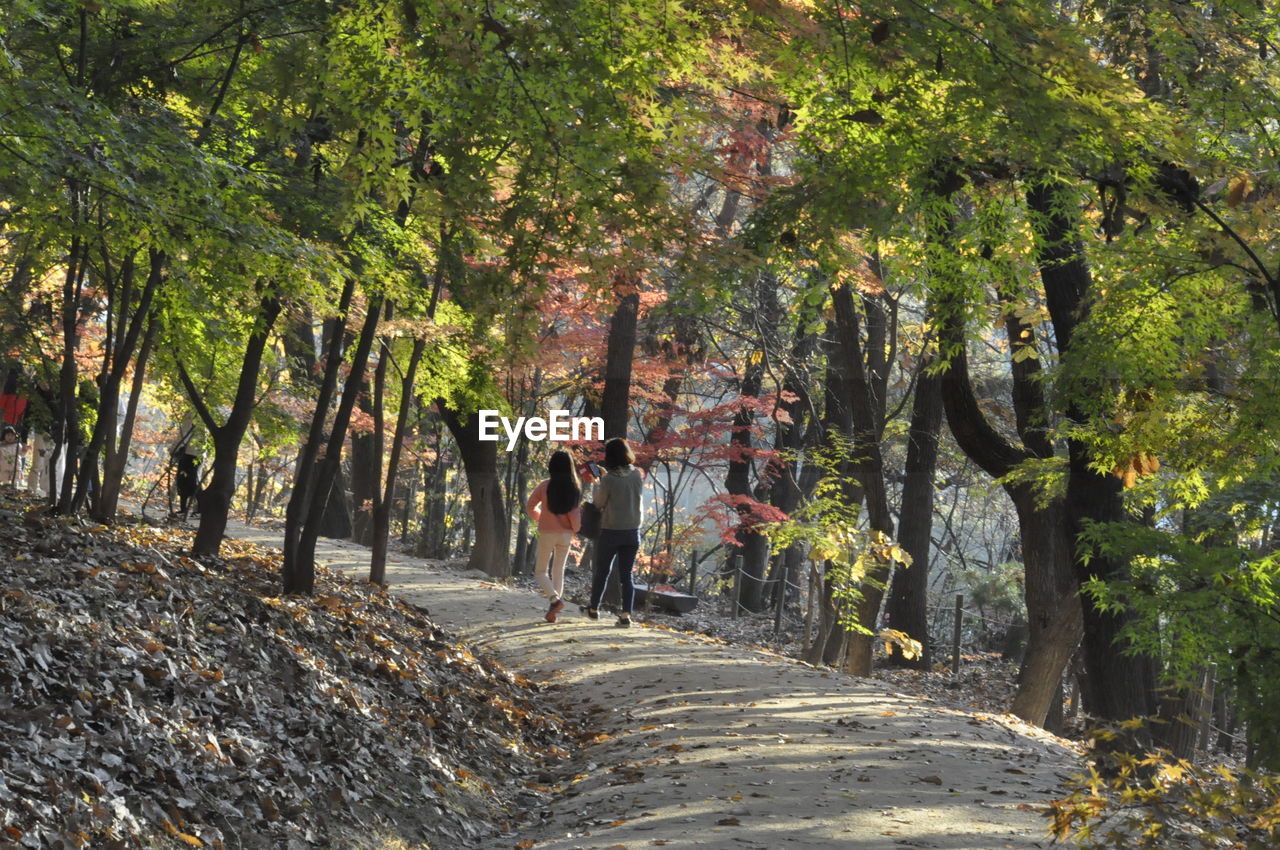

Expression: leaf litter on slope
xmin=0 ymin=491 xmax=582 ymax=849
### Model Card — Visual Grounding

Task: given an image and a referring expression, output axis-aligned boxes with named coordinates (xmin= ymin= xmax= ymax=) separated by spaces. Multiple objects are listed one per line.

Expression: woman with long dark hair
xmin=584 ymin=437 xmax=644 ymax=627
xmin=525 ymin=449 xmax=582 ymax=622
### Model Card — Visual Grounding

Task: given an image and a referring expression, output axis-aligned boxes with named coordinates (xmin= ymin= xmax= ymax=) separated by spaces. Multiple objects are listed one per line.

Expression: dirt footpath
xmin=227 ymin=527 xmax=1078 ymax=850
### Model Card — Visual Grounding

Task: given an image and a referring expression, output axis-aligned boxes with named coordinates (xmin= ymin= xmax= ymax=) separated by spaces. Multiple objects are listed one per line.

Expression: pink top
xmin=526 ymin=480 xmax=582 ymax=533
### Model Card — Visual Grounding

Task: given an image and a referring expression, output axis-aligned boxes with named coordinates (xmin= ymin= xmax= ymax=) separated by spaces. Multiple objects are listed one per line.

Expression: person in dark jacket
xmin=584 ymin=438 xmax=644 ymax=628
xmin=175 ymin=449 xmax=200 ymax=518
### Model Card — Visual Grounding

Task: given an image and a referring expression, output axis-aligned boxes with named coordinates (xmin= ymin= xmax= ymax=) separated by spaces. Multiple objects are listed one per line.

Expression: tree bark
xmin=884 ymin=363 xmax=942 ymax=668
xmin=1030 ymin=180 xmax=1157 ymax=739
xmin=75 ymin=249 xmax=164 ymax=517
xmin=185 ymin=292 xmax=283 ymax=557
xmin=830 ymin=283 xmax=895 ymax=676
xmin=439 ymin=404 xmax=509 ymax=577
xmin=928 ymin=176 xmax=1084 ymax=728
xmin=286 ymin=294 xmax=383 ymax=593
xmin=601 ymin=280 xmax=640 ymax=440
xmin=350 ymin=375 xmax=377 ymax=546
xmin=370 ymin=337 xmax=425 ymax=584
xmin=724 ymin=345 xmax=768 ymax=613
xmin=283 ymin=282 xmax=356 ymax=589
xmin=95 ymin=309 xmax=157 ymax=521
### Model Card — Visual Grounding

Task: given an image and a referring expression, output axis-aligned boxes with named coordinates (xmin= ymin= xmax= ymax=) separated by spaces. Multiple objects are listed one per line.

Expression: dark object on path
xmin=578 ymin=503 xmax=601 ymax=539
xmin=633 ymin=583 xmax=698 ymax=615
xmin=175 ymin=452 xmax=200 ymax=518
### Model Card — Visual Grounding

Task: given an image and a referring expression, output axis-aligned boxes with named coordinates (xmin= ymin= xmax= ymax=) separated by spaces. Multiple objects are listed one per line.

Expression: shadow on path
xmin=223 ymin=524 xmax=1078 ymax=850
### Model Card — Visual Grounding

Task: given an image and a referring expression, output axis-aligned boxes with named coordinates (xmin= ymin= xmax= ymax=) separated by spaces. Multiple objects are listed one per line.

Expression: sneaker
xmin=616 ymin=615 xmax=631 ymax=628
xmin=580 ymin=605 xmax=599 ymax=620
xmin=545 ymin=598 xmax=565 ymax=623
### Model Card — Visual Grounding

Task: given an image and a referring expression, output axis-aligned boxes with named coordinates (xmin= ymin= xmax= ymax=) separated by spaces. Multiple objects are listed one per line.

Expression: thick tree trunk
xmin=814 ymin=323 xmax=861 ymax=665
xmin=439 ymin=404 xmax=509 ymax=577
xmin=72 ymin=249 xmax=163 ymax=516
xmin=287 ymin=295 xmax=383 ymax=593
xmin=1154 ymin=672 xmax=1209 ymax=761
xmin=1007 ymin=491 xmax=1082 ymax=728
xmin=415 ymin=416 xmax=449 ymax=559
xmin=283 ymin=283 xmax=356 ymax=589
xmin=193 ymin=429 xmax=241 ymax=555
xmin=370 ymin=338 xmax=425 ymax=584
xmin=95 ymin=311 xmax=157 ymax=521
xmin=1030 ymin=180 xmax=1157 ymax=739
xmin=830 ymin=285 xmax=895 ymax=676
xmin=884 ymin=364 xmax=942 ymax=668
xmin=597 ymin=281 xmax=641 ymax=605
xmin=350 ymin=375 xmax=377 ymax=546
xmin=724 ymin=352 xmax=768 ymax=613
xmin=601 ymin=282 xmax=639 ymax=440
xmin=188 ymin=293 xmax=283 ymax=557
xmin=930 ymin=177 xmax=1085 ymax=728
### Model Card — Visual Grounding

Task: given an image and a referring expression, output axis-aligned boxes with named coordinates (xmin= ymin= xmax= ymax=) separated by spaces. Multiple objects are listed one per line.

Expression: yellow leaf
xmin=176 ymin=834 xmax=204 ymax=847
xmin=1227 ymin=174 xmax=1251 ymax=207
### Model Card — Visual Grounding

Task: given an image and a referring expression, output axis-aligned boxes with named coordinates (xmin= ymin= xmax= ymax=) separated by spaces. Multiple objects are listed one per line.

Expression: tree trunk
xmin=1030 ymin=180 xmax=1157 ymax=739
xmin=350 ymin=375 xmax=377 ymax=546
xmin=601 ymin=281 xmax=639 ymax=440
xmin=188 ymin=293 xmax=283 ymax=557
xmin=72 ymin=249 xmax=163 ymax=516
xmin=439 ymin=404 xmax=509 ymax=577
xmin=416 ymin=416 xmax=449 ymax=559
xmin=884 ymin=364 xmax=943 ymax=668
xmin=282 ymin=282 xmax=356 ymax=589
xmin=370 ymin=338 xmax=425 ymax=584
xmin=930 ymin=177 xmax=1084 ymax=728
xmin=287 ymin=294 xmax=383 ymax=593
xmin=282 ymin=304 xmax=357 ymax=573
xmin=724 ymin=349 xmax=768 ymax=613
xmin=1007 ymin=490 xmax=1082 ymax=729
xmin=830 ymin=284 xmax=895 ymax=676
xmin=53 ymin=233 xmax=87 ymax=512
xmin=95 ymin=310 xmax=157 ymax=521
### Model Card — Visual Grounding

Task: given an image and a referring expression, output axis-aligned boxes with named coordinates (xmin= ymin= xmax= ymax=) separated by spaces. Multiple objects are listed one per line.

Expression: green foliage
xmin=764 ymin=435 xmax=911 ymax=636
xmin=1079 ymin=504 xmax=1280 ymax=769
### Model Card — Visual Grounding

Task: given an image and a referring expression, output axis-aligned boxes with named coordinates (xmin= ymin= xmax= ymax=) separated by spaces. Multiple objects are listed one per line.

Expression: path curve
xmin=225 ymin=523 xmax=1077 ymax=850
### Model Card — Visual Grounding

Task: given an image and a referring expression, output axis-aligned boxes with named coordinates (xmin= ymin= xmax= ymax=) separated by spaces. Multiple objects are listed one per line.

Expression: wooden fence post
xmin=952 ymin=594 xmax=963 ymax=676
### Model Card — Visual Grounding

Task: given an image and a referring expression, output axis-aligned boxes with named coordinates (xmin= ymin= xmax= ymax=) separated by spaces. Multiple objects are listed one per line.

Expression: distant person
xmin=175 ymin=448 xmax=200 ymax=519
xmin=525 ymin=449 xmax=582 ymax=623
xmin=584 ymin=437 xmax=644 ymax=628
xmin=0 ymin=426 xmax=19 ymax=486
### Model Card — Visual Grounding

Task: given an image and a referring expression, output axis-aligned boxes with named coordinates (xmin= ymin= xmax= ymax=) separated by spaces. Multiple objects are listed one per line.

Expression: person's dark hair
xmin=545 ymin=449 xmax=582 ymax=514
xmin=602 ymin=437 xmax=635 ymax=470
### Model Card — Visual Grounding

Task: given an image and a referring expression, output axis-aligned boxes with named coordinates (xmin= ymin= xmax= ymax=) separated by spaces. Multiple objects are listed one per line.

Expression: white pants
xmin=534 ymin=531 xmax=574 ymax=600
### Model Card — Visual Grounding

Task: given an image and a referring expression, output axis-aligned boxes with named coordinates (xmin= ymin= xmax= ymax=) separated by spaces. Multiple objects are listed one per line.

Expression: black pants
xmin=589 ymin=528 xmax=640 ymax=614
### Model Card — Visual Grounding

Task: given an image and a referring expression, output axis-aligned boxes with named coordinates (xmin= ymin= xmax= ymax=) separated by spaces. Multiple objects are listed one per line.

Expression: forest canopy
xmin=3 ymin=0 xmax=1280 ymax=773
